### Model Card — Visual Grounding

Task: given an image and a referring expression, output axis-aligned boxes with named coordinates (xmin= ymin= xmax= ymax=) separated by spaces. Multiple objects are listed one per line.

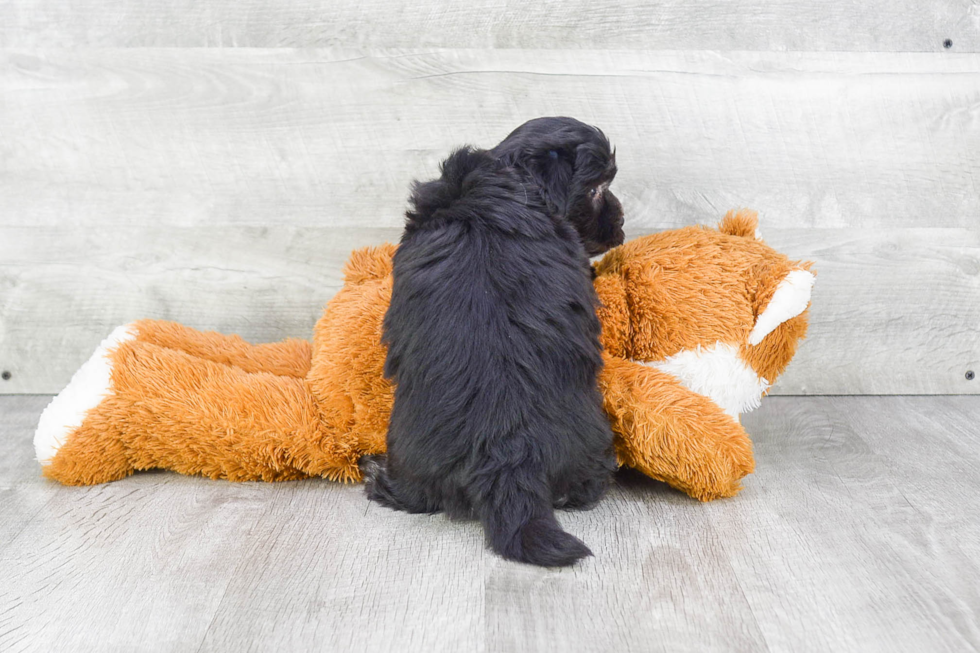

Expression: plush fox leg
xmin=600 ymin=355 xmax=755 ymax=501
xmin=131 ymin=319 xmax=312 ymax=377
xmin=35 ymin=327 xmax=361 ymax=486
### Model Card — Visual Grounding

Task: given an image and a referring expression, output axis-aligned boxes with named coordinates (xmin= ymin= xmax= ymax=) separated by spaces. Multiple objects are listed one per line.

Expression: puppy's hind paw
xmin=357 ymin=454 xmax=385 ymax=483
xmin=358 ymin=454 xmax=395 ymax=506
xmin=359 ymin=455 xmax=441 ymax=514
xmin=560 ymin=477 xmax=611 ymax=511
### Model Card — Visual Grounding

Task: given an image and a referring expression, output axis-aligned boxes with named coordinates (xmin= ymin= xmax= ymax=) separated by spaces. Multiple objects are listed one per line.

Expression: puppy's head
xmin=490 ymin=117 xmax=624 ymax=256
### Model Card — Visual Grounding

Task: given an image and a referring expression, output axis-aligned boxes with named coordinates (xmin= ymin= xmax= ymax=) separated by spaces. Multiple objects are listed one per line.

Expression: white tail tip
xmin=34 ymin=324 xmax=137 ymax=466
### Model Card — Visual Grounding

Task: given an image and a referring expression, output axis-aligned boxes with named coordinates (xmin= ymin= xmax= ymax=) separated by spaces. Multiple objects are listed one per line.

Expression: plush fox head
xmin=593 ymin=209 xmax=815 ymax=418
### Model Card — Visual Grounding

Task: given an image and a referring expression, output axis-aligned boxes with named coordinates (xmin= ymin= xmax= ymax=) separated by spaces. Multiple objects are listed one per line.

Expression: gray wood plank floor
xmin=1 ymin=395 xmax=978 ymax=652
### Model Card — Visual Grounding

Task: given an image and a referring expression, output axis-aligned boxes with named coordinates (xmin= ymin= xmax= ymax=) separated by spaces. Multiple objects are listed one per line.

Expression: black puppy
xmin=363 ymin=118 xmax=623 ymax=567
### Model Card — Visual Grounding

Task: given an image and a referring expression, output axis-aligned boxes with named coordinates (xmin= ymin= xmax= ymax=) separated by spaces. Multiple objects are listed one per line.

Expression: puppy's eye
xmin=589 ymin=187 xmax=601 ymax=199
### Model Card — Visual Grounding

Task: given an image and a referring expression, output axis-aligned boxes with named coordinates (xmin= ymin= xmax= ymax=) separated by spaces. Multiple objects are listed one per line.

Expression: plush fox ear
xmin=719 ymin=209 xmax=760 ymax=239
xmin=343 ymin=244 xmax=397 ymax=285
xmin=748 ymin=269 xmax=816 ymax=346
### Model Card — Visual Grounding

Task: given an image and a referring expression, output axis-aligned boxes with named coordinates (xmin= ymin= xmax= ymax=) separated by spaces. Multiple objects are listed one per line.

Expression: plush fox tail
xmin=34 ymin=323 xmax=352 ymax=486
xmin=477 ymin=466 xmax=592 ymax=568
xmin=34 ymin=324 xmax=139 ymax=485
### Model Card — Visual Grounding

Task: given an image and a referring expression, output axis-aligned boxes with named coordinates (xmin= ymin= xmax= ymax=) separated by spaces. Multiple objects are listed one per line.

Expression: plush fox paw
xmin=34 ymin=324 xmax=137 ymax=482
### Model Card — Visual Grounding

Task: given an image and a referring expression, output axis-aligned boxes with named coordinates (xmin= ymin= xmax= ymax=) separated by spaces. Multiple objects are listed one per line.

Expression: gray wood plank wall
xmin=2 ymin=1 xmax=978 ymax=51
xmin=1 ymin=6 xmax=979 ymax=395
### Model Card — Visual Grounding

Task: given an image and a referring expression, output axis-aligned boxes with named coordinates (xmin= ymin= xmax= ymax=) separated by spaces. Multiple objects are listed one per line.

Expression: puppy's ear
xmin=522 ymin=146 xmax=575 ymax=215
xmin=532 ymin=141 xmax=613 ymax=215
xmin=572 ymin=141 xmax=614 ymax=185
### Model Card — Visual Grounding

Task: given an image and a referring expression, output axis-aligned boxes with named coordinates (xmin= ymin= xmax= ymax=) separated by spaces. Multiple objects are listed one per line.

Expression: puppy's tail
xmin=477 ymin=467 xmax=592 ymax=568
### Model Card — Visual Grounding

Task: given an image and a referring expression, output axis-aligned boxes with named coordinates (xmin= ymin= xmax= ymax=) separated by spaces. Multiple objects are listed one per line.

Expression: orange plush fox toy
xmin=35 ymin=210 xmax=814 ymax=501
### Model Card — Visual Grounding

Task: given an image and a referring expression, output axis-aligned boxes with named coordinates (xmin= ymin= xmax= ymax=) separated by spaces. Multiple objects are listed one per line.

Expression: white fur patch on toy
xmin=34 ymin=324 xmax=136 ymax=466
xmin=642 ymin=342 xmax=770 ymax=419
xmin=748 ymin=269 xmax=815 ymax=346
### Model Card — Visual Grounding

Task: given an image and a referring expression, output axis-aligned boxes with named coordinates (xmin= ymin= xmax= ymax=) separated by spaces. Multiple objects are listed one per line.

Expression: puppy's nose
xmin=605 ymin=208 xmax=625 ymax=247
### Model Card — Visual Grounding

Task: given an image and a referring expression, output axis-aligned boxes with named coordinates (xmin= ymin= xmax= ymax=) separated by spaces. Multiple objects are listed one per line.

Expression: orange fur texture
xmin=39 ymin=212 xmax=812 ymax=501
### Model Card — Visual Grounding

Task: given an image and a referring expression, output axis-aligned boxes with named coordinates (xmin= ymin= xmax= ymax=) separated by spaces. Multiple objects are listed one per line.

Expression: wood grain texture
xmin=2 ymin=49 xmax=978 ymax=232
xmin=711 ymin=395 xmax=980 ymax=652
xmin=1 ymin=395 xmax=979 ymax=652
xmin=767 ymin=227 xmax=980 ymax=395
xmin=0 ymin=396 xmax=63 ymax=553
xmin=1 ymin=1 xmax=977 ymax=50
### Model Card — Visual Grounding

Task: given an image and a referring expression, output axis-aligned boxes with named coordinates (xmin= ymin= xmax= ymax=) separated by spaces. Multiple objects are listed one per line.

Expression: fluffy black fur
xmin=363 ymin=118 xmax=621 ymax=567
xmin=490 ymin=117 xmax=623 ymax=257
